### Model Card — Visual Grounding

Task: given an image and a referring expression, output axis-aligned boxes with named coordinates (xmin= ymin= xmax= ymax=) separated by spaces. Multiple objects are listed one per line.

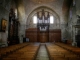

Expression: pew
xmin=2 ymin=43 xmax=40 ymax=60
xmin=46 ymin=43 xmax=80 ymax=60
xmin=55 ymin=42 xmax=80 ymax=56
xmin=0 ymin=43 xmax=29 ymax=59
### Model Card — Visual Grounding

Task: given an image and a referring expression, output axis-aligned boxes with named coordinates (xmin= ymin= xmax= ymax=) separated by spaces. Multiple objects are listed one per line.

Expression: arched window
xmin=33 ymin=16 xmax=37 ymax=24
xmin=50 ymin=16 xmax=54 ymax=24
xmin=33 ymin=15 xmax=54 ymax=24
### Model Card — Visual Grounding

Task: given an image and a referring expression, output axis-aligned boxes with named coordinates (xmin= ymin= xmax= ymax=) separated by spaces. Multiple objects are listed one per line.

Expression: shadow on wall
xmin=0 ymin=39 xmax=2 ymax=43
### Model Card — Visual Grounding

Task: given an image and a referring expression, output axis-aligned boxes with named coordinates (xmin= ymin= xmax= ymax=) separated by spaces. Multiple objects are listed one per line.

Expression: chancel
xmin=0 ymin=0 xmax=80 ymax=60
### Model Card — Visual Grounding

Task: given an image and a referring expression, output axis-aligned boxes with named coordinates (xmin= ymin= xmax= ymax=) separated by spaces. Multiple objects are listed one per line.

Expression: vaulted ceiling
xmin=30 ymin=0 xmax=56 ymax=3
xmin=15 ymin=0 xmax=72 ymax=25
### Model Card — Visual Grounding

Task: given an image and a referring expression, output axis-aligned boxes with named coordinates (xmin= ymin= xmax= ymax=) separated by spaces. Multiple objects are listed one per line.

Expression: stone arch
xmin=26 ymin=6 xmax=60 ymax=29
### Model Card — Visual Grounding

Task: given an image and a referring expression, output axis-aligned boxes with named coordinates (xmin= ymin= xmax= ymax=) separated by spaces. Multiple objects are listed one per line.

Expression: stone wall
xmin=62 ymin=0 xmax=80 ymax=46
xmin=17 ymin=0 xmax=26 ymax=43
xmin=0 ymin=0 xmax=17 ymax=47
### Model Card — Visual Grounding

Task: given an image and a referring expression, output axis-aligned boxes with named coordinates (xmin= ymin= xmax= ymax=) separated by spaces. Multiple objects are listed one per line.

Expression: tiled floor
xmin=36 ymin=43 xmax=49 ymax=60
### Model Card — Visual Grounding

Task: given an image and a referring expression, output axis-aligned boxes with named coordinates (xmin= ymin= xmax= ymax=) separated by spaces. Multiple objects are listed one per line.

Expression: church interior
xmin=0 ymin=0 xmax=80 ymax=60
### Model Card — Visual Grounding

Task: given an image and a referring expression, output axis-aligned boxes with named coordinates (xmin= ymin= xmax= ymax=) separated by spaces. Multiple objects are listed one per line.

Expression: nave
xmin=0 ymin=42 xmax=80 ymax=60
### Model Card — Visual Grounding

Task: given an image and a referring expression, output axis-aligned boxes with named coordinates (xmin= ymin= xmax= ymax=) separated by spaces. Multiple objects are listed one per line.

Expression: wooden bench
xmin=2 ymin=43 xmax=40 ymax=60
xmin=46 ymin=43 xmax=80 ymax=60
xmin=0 ymin=43 xmax=29 ymax=59
xmin=55 ymin=42 xmax=80 ymax=56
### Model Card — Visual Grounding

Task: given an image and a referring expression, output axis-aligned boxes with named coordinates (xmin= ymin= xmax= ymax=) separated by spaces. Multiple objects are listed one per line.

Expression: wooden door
xmin=38 ymin=32 xmax=49 ymax=43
